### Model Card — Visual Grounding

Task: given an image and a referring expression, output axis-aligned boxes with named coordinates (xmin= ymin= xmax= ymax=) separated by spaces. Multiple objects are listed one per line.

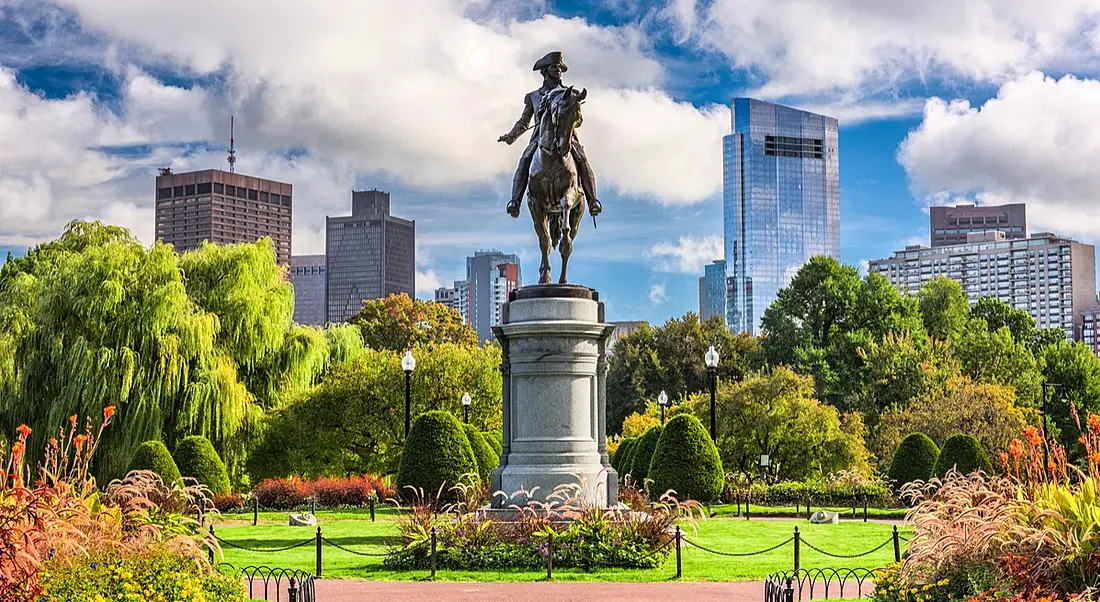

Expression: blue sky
xmin=2 ymin=0 xmax=1100 ymax=324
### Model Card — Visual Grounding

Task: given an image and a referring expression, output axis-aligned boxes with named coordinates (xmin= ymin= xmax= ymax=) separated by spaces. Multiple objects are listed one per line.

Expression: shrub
xmin=252 ymin=477 xmax=311 ymax=510
xmin=613 ymin=437 xmax=637 ymax=477
xmin=127 ymin=440 xmax=182 ymax=485
xmin=397 ymin=411 xmax=478 ymax=502
xmin=173 ymin=436 xmax=230 ymax=495
xmin=463 ymin=424 xmax=498 ymax=482
xmin=313 ymin=475 xmax=381 ymax=508
xmin=629 ymin=425 xmax=662 ymax=487
xmin=933 ymin=434 xmax=993 ymax=477
xmin=648 ymin=414 xmax=723 ymax=502
xmin=482 ymin=431 xmax=503 ymax=457
xmin=888 ymin=432 xmax=940 ymax=491
xmin=213 ymin=491 xmax=245 ymax=513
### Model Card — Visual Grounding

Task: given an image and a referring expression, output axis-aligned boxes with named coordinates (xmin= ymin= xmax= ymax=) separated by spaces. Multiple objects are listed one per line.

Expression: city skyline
xmin=2 ymin=2 xmax=1100 ymax=325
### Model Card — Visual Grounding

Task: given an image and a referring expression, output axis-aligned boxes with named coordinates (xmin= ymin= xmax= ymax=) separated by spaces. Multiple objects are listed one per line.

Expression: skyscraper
xmin=325 ymin=190 xmax=415 ymax=323
xmin=930 ymin=203 xmax=1026 ymax=247
xmin=154 ymin=168 xmax=292 ymax=265
xmin=290 ymin=254 xmax=326 ymax=326
xmin=724 ymin=98 xmax=840 ymax=334
xmin=700 ymin=260 xmax=727 ymax=320
xmin=465 ymin=251 xmax=521 ymax=343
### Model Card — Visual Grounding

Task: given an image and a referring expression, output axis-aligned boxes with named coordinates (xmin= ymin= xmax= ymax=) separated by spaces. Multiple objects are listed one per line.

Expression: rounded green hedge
xmin=397 ymin=410 xmax=478 ymax=502
xmin=482 ymin=431 xmax=503 ymax=457
xmin=128 ymin=440 xmax=182 ymax=485
xmin=463 ymin=423 xmax=499 ymax=482
xmin=629 ymin=426 xmax=662 ymax=487
xmin=888 ymin=432 xmax=940 ymax=491
xmin=933 ymin=433 xmax=993 ymax=477
xmin=173 ymin=435 xmax=230 ymax=495
xmin=613 ymin=437 xmax=637 ymax=480
xmin=648 ymin=414 xmax=723 ymax=502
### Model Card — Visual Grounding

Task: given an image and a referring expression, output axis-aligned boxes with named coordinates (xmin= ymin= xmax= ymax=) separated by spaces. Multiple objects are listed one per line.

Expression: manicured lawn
xmin=212 ymin=510 xmax=911 ymax=582
xmin=709 ymin=502 xmax=909 ymax=520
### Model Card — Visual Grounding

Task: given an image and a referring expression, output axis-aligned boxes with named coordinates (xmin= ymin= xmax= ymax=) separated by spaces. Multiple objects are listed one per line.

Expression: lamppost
xmin=1041 ymin=381 xmax=1068 ymax=479
xmin=704 ymin=345 xmax=720 ymax=441
xmin=658 ymin=390 xmax=669 ymax=424
xmin=462 ymin=391 xmax=472 ymax=424
xmin=759 ymin=454 xmax=770 ymax=485
xmin=402 ymin=350 xmax=416 ymax=439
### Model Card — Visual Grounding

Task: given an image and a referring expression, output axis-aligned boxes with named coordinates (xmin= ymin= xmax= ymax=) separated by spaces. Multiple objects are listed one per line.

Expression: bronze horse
xmin=528 ymin=86 xmax=587 ymax=285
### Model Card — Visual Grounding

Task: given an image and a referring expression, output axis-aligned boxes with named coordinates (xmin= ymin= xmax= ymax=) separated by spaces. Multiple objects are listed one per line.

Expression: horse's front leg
xmin=558 ymin=192 xmax=573 ymax=284
xmin=532 ymin=206 xmax=552 ymax=284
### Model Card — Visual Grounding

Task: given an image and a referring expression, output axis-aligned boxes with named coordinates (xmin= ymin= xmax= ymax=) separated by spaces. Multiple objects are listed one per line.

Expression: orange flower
xmin=1090 ymin=452 xmax=1100 ymax=465
xmin=74 ymin=435 xmax=88 ymax=448
xmin=999 ymin=452 xmax=1009 ymax=465
xmin=1009 ymin=440 xmax=1024 ymax=457
xmin=1024 ymin=426 xmax=1042 ymax=446
xmin=1080 ymin=436 xmax=1088 ymax=445
xmin=1089 ymin=414 xmax=1100 ymax=435
xmin=16 ymin=424 xmax=30 ymax=438
xmin=69 ymin=415 xmax=78 ymax=427
xmin=11 ymin=441 xmax=23 ymax=457
xmin=103 ymin=406 xmax=116 ymax=420
xmin=49 ymin=438 xmax=58 ymax=447
xmin=920 ymin=362 xmax=930 ymax=372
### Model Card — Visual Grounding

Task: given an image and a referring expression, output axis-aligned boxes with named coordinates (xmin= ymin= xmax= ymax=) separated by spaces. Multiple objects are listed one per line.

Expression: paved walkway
xmin=312 ymin=580 xmax=769 ymax=601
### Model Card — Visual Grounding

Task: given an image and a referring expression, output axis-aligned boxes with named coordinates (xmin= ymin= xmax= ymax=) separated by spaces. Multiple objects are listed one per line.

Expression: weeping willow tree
xmin=0 ymin=220 xmax=328 ymax=482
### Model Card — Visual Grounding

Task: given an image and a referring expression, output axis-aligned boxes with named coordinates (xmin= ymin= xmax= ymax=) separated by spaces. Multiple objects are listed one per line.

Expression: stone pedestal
xmin=489 ymin=284 xmax=618 ymax=508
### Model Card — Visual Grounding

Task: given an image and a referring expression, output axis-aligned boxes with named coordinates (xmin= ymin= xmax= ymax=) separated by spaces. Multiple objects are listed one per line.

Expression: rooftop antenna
xmin=227 ymin=115 xmax=237 ymax=173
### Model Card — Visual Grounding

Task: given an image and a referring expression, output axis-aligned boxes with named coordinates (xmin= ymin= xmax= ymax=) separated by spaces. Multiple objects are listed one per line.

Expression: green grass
xmin=709 ymin=503 xmax=909 ymax=520
xmin=212 ymin=509 xmax=911 ymax=582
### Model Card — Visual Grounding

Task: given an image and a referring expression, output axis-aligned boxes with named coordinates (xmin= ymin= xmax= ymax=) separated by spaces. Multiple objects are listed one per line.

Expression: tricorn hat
xmin=533 ymin=51 xmax=568 ymax=72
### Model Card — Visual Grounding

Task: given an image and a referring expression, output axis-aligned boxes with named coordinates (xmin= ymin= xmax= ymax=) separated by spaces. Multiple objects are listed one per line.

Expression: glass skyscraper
xmin=723 ymin=98 xmax=840 ymax=334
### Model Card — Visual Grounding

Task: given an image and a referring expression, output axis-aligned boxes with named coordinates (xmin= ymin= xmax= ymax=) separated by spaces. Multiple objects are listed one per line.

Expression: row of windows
xmin=158 ymin=184 xmax=291 ymax=206
xmin=933 ymin=226 xmax=1025 ymax=235
xmin=763 ymin=135 xmax=825 ymax=160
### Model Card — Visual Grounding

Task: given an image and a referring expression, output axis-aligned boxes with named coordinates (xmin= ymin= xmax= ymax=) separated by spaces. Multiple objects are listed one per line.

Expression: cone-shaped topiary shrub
xmin=128 ymin=440 xmax=182 ymax=485
xmin=397 ymin=411 xmax=478 ymax=502
xmin=648 ymin=414 xmax=723 ymax=502
xmin=463 ymin=423 xmax=499 ymax=482
xmin=174 ymin=435 xmax=230 ymax=495
xmin=482 ymin=431 xmax=503 ymax=457
xmin=933 ymin=433 xmax=993 ymax=477
xmin=614 ymin=437 xmax=637 ymax=480
xmin=629 ymin=425 xmax=662 ymax=487
xmin=888 ymin=432 xmax=940 ymax=491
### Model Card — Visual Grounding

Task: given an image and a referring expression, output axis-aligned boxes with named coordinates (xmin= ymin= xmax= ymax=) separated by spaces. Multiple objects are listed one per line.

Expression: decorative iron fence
xmin=220 ymin=563 xmax=316 ymax=602
xmin=764 ymin=568 xmax=881 ymax=602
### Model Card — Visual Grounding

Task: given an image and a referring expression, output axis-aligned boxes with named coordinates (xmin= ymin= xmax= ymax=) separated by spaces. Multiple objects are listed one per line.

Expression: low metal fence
xmin=219 ymin=563 xmax=316 ymax=602
xmin=764 ymin=568 xmax=881 ymax=602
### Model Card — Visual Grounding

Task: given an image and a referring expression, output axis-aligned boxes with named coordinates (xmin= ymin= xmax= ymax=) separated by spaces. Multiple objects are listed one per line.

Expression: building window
xmin=214 ymin=183 xmax=224 ymax=194
xmin=197 ymin=182 xmax=212 ymax=194
xmin=236 ymin=187 xmax=248 ymax=199
xmin=281 ymin=195 xmax=291 ymax=206
xmin=764 ymin=135 xmax=824 ymax=159
xmin=157 ymin=187 xmax=171 ymax=200
xmin=248 ymin=189 xmax=258 ymax=200
xmin=259 ymin=192 xmax=269 ymax=202
xmin=172 ymin=186 xmax=184 ymax=197
xmin=184 ymin=184 xmax=196 ymax=196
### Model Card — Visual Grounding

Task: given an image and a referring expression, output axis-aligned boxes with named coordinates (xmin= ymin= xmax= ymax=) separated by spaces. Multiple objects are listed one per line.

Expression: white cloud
xmin=673 ymin=0 xmax=1100 ymax=98
xmin=416 ymin=269 xmax=444 ymax=296
xmin=857 ymin=259 xmax=869 ymax=275
xmin=649 ymin=283 xmax=667 ymax=304
xmin=648 ymin=234 xmax=722 ymax=273
xmin=898 ymin=72 xmax=1100 ymax=241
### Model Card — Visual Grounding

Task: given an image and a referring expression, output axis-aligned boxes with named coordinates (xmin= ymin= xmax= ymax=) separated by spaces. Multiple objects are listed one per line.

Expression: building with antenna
xmin=154 ymin=118 xmax=292 ymax=265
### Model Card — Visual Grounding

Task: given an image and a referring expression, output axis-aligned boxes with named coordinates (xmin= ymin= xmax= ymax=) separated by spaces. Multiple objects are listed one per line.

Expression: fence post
xmin=863 ymin=496 xmax=868 ymax=523
xmin=785 ymin=577 xmax=795 ymax=602
xmin=208 ymin=525 xmax=215 ymax=565
xmin=793 ymin=526 xmax=800 ymax=572
xmin=253 ymin=497 xmax=259 ymax=526
xmin=547 ymin=535 xmax=554 ymax=580
xmin=806 ymin=501 xmax=811 ymax=521
xmin=852 ymin=497 xmax=857 ymax=519
xmin=675 ymin=526 xmax=682 ymax=579
xmin=430 ymin=528 xmax=437 ymax=579
xmin=288 ymin=577 xmax=299 ymax=602
xmin=370 ymin=496 xmax=376 ymax=522
xmin=745 ymin=495 xmax=750 ymax=520
xmin=315 ymin=526 xmax=323 ymax=578
xmin=892 ymin=525 xmax=901 ymax=563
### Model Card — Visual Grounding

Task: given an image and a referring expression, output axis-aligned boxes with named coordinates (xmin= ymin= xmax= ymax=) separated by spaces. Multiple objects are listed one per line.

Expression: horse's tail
xmin=550 ymin=214 xmax=562 ymax=249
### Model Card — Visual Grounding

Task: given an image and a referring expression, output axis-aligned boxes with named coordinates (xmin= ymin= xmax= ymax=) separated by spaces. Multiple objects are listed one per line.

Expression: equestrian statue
xmin=498 ymin=51 xmax=601 ymax=285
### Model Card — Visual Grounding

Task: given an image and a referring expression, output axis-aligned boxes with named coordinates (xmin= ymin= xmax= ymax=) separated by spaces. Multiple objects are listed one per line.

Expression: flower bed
xmin=251 ymin=475 xmax=394 ymax=510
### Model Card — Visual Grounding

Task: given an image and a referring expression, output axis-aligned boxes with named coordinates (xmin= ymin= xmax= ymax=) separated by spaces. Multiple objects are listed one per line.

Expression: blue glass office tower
xmin=701 ymin=260 xmax=726 ymax=320
xmin=724 ymin=98 xmax=839 ymax=334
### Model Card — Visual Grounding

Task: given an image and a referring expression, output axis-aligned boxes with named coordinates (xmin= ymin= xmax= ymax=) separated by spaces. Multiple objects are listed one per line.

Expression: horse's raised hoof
xmin=539 ymin=275 xmax=552 ymax=285
xmin=506 ymin=199 xmax=521 ymax=218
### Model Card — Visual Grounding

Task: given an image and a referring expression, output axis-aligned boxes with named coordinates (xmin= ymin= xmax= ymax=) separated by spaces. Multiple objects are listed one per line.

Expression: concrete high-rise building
xmin=325 ymin=189 xmax=415 ymax=323
xmin=700 ymin=260 xmax=727 ymax=320
xmin=290 ymin=254 xmax=326 ymax=326
xmin=154 ymin=168 xmax=292 ymax=265
xmin=1080 ymin=308 xmax=1100 ymax=356
xmin=869 ymin=231 xmax=1096 ymax=339
xmin=723 ymin=98 xmax=840 ymax=334
xmin=465 ymin=251 xmax=521 ymax=342
xmin=930 ymin=203 xmax=1026 ymax=247
xmin=434 ymin=286 xmax=458 ymax=310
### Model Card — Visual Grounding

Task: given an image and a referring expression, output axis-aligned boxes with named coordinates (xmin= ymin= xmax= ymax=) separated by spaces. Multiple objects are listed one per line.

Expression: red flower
xmin=49 ymin=438 xmax=58 ymax=447
xmin=74 ymin=435 xmax=88 ymax=449
xmin=1024 ymin=426 xmax=1042 ymax=447
xmin=999 ymin=452 xmax=1009 ymax=465
xmin=11 ymin=441 xmax=24 ymax=457
xmin=15 ymin=424 xmax=31 ymax=438
xmin=103 ymin=406 xmax=116 ymax=420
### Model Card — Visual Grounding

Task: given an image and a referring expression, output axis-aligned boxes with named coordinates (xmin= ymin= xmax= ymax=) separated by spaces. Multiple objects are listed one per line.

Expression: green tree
xmin=247 ymin=343 xmax=502 ymax=480
xmin=887 ymin=433 xmax=939 ymax=493
xmin=918 ymin=277 xmax=970 ymax=342
xmin=933 ymin=434 xmax=993 ymax=477
xmin=628 ymin=425 xmax=662 ymax=487
xmin=953 ymin=319 xmax=1041 ymax=407
xmin=128 ymin=440 xmax=182 ymax=484
xmin=854 ymin=332 xmax=958 ymax=417
xmin=684 ymin=366 xmax=870 ymax=481
xmin=648 ymin=414 xmax=724 ymax=502
xmin=351 ymin=293 xmax=477 ymax=350
xmin=174 ymin=435 xmax=231 ymax=494
xmin=397 ymin=410 xmax=477 ymax=502
xmin=462 ymin=423 xmax=498 ymax=482
xmin=0 ymin=221 xmax=327 ymax=481
xmin=969 ymin=297 xmax=1037 ymax=347
xmin=1041 ymin=340 xmax=1100 ymax=456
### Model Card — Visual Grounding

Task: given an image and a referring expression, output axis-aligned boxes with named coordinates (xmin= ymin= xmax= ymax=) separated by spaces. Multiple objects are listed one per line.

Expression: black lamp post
xmin=658 ymin=390 xmax=669 ymax=424
xmin=1040 ymin=381 xmax=1068 ymax=479
xmin=704 ymin=345 xmax=720 ymax=441
xmin=462 ymin=391 xmax=471 ymax=424
xmin=402 ymin=350 xmax=416 ymax=439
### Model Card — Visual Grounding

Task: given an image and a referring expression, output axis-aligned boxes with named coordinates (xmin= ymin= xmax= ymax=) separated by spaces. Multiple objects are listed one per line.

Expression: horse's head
xmin=540 ymin=86 xmax=586 ymax=156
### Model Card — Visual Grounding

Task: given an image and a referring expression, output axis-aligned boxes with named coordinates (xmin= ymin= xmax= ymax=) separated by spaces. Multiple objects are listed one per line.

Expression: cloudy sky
xmin=2 ymin=0 xmax=1099 ymax=323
